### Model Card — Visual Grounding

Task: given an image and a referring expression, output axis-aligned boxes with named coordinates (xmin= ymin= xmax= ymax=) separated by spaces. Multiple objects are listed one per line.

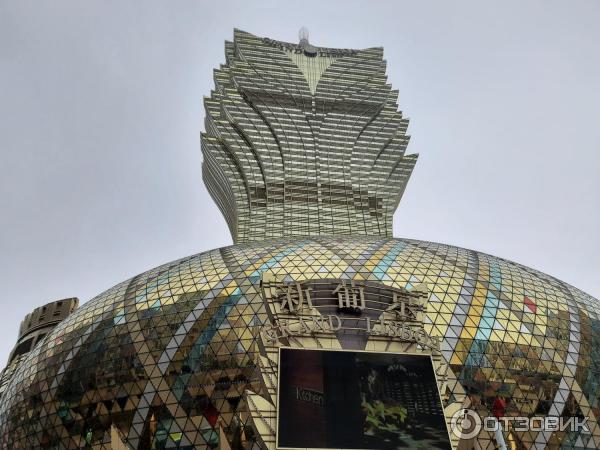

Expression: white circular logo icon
xmin=451 ymin=408 xmax=482 ymax=439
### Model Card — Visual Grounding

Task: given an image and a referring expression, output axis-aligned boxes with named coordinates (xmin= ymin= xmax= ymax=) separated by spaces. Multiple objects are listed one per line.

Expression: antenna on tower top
xmin=299 ymin=27 xmax=309 ymax=44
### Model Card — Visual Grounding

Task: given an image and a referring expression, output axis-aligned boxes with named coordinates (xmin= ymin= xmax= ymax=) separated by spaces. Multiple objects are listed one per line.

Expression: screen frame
xmin=275 ymin=346 xmax=451 ymax=450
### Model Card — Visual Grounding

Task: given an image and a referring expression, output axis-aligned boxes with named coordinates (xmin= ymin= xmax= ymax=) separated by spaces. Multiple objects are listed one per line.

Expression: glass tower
xmin=1 ymin=30 xmax=600 ymax=450
xmin=202 ymin=29 xmax=416 ymax=243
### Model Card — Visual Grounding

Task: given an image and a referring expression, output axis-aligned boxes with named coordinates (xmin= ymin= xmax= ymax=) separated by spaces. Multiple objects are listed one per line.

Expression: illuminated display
xmin=277 ymin=348 xmax=452 ymax=450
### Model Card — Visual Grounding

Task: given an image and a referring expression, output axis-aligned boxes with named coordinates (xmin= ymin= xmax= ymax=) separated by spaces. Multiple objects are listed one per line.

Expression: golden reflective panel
xmin=1 ymin=29 xmax=599 ymax=450
xmin=0 ymin=237 xmax=598 ymax=449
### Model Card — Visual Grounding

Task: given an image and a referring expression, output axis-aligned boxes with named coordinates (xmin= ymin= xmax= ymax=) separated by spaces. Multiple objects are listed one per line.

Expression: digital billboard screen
xmin=277 ymin=348 xmax=451 ymax=449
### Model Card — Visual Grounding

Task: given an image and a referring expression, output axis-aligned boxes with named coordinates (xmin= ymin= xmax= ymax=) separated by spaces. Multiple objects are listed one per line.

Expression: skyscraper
xmin=1 ymin=29 xmax=599 ymax=450
xmin=202 ymin=29 xmax=416 ymax=242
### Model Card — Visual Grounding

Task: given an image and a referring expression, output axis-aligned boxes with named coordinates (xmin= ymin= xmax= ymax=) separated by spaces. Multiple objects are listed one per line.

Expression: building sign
xmin=295 ymin=387 xmax=325 ymax=407
xmin=333 ymin=280 xmax=365 ymax=313
xmin=261 ymin=37 xmax=358 ymax=57
xmin=264 ymin=281 xmax=314 ymax=314
xmin=261 ymin=314 xmax=438 ymax=350
xmin=260 ymin=274 xmax=436 ymax=349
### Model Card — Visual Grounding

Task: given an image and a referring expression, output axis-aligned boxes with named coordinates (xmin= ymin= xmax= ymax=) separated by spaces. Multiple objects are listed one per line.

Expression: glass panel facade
xmin=1 ymin=30 xmax=599 ymax=450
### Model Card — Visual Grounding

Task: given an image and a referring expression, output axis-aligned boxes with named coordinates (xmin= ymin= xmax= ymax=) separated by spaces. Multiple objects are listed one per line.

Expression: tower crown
xmin=202 ymin=29 xmax=417 ymax=243
xmin=298 ymin=26 xmax=309 ymax=44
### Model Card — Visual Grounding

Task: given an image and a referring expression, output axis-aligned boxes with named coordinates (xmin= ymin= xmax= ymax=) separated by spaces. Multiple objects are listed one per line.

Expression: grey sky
xmin=1 ymin=0 xmax=599 ymax=364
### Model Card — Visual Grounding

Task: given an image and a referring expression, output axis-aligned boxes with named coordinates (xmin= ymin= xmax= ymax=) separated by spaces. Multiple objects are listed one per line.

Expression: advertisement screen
xmin=277 ymin=348 xmax=451 ymax=449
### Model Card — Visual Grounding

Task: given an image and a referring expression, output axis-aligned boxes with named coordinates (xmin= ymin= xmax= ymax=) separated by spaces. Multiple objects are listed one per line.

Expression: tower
xmin=202 ymin=29 xmax=417 ymax=243
xmin=1 ymin=29 xmax=599 ymax=450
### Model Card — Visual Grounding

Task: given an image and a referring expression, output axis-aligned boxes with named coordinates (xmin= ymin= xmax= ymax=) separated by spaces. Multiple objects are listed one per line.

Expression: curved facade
xmin=1 ymin=30 xmax=598 ymax=450
xmin=8 ymin=298 xmax=79 ymax=365
xmin=1 ymin=237 xmax=599 ymax=449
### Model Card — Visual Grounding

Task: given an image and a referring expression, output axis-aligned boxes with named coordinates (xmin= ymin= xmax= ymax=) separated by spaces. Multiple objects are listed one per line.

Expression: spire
xmin=297 ymin=26 xmax=318 ymax=57
xmin=298 ymin=26 xmax=309 ymax=45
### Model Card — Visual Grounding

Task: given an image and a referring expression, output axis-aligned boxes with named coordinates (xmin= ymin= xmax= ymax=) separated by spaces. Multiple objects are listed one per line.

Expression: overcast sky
xmin=1 ymin=0 xmax=599 ymax=364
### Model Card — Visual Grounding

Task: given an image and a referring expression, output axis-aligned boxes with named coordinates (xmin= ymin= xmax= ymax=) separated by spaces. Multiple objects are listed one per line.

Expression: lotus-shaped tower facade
xmin=1 ymin=30 xmax=599 ymax=450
